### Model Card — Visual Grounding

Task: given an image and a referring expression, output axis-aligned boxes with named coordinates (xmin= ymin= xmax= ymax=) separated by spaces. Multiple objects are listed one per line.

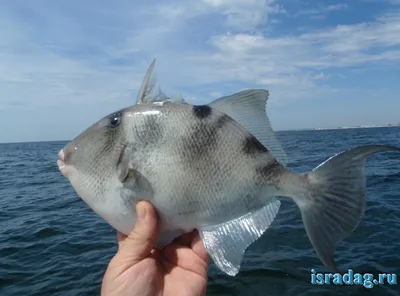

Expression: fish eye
xmin=109 ymin=113 xmax=121 ymax=128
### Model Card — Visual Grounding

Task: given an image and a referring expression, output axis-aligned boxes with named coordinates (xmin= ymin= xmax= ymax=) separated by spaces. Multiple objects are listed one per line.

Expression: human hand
xmin=101 ymin=201 xmax=209 ymax=296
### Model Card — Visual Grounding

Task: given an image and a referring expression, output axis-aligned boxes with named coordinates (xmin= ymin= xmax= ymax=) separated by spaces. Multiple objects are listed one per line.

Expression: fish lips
xmin=57 ymin=148 xmax=74 ymax=178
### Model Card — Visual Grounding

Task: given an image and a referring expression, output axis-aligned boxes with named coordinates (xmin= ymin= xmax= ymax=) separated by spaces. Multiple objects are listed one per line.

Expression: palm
xmin=159 ymin=239 xmax=209 ymax=296
xmin=103 ymin=231 xmax=209 ymax=296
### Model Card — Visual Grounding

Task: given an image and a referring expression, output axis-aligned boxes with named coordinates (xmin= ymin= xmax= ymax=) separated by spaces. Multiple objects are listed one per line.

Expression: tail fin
xmin=294 ymin=145 xmax=400 ymax=272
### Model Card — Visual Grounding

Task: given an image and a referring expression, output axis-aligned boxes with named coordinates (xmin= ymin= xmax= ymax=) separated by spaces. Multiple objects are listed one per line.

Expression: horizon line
xmin=1 ymin=124 xmax=399 ymax=145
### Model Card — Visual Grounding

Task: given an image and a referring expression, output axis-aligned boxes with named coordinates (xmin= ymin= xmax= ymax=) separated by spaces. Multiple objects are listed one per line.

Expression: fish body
xmin=59 ymin=96 xmax=285 ymax=245
xmin=57 ymin=60 xmax=400 ymax=276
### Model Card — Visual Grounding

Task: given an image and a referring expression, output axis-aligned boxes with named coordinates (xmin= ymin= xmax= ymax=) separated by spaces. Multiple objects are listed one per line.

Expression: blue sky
xmin=1 ymin=0 xmax=400 ymax=143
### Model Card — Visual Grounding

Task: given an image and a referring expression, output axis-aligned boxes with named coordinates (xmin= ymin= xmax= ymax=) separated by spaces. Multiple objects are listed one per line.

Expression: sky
xmin=1 ymin=0 xmax=400 ymax=143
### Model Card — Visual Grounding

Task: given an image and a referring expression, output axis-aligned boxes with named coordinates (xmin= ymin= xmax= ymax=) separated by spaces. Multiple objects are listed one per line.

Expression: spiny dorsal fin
xmin=136 ymin=59 xmax=156 ymax=104
xmin=209 ymin=89 xmax=288 ymax=165
xmin=135 ymin=59 xmax=186 ymax=105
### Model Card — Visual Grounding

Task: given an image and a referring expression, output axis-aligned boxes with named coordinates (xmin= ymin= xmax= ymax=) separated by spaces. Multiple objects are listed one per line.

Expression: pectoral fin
xmin=117 ymin=146 xmax=154 ymax=197
xmin=199 ymin=198 xmax=281 ymax=276
xmin=117 ymin=146 xmax=134 ymax=182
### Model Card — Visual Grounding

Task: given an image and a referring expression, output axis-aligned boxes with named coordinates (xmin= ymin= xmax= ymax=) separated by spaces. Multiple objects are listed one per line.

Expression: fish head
xmin=57 ymin=108 xmax=136 ymax=226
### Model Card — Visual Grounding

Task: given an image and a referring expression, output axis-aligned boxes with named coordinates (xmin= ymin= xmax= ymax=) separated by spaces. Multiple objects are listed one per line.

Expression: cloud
xmin=210 ymin=91 xmax=222 ymax=98
xmin=0 ymin=0 xmax=400 ymax=142
xmin=296 ymin=4 xmax=348 ymax=17
xmin=362 ymin=0 xmax=400 ymax=4
xmin=172 ymin=10 xmax=400 ymax=103
xmin=201 ymin=0 xmax=285 ymax=30
xmin=1 ymin=1 xmax=399 ymax=106
xmin=301 ymin=13 xmax=400 ymax=55
xmin=0 ymin=3 xmax=149 ymax=111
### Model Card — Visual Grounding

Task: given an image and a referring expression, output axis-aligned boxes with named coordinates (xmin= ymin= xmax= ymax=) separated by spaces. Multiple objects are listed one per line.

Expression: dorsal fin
xmin=171 ymin=92 xmax=187 ymax=104
xmin=136 ymin=59 xmax=156 ymax=104
xmin=135 ymin=59 xmax=187 ymax=105
xmin=208 ymin=89 xmax=288 ymax=165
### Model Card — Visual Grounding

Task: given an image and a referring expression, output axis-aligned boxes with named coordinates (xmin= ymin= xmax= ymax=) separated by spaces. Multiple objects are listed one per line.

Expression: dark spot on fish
xmin=193 ymin=105 xmax=212 ymax=119
xmin=178 ymin=111 xmax=239 ymax=190
xmin=101 ymin=126 xmax=120 ymax=155
xmin=257 ymin=159 xmax=285 ymax=190
xmin=174 ymin=186 xmax=204 ymax=215
xmin=258 ymin=160 xmax=281 ymax=177
xmin=177 ymin=209 xmax=197 ymax=216
xmin=133 ymin=113 xmax=164 ymax=148
xmin=215 ymin=114 xmax=230 ymax=129
xmin=181 ymin=113 xmax=232 ymax=163
xmin=207 ymin=114 xmax=230 ymax=141
xmin=243 ymin=193 xmax=264 ymax=212
xmin=243 ymin=134 xmax=269 ymax=155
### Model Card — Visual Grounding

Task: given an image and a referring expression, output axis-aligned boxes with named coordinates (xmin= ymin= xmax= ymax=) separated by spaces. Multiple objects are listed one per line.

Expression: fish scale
xmin=57 ymin=59 xmax=400 ymax=276
xmin=125 ymin=103 xmax=267 ymax=220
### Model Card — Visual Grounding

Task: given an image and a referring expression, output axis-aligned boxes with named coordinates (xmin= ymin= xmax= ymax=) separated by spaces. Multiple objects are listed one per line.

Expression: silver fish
xmin=57 ymin=60 xmax=400 ymax=276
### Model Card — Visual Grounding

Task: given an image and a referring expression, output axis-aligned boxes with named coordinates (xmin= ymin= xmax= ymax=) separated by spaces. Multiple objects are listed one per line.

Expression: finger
xmin=169 ymin=230 xmax=210 ymax=264
xmin=117 ymin=231 xmax=127 ymax=249
xmin=162 ymin=244 xmax=208 ymax=278
xmin=191 ymin=231 xmax=210 ymax=264
xmin=172 ymin=230 xmax=196 ymax=247
xmin=117 ymin=201 xmax=159 ymax=266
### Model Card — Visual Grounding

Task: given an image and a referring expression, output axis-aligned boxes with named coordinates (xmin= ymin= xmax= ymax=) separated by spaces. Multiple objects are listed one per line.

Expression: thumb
xmin=118 ymin=201 xmax=159 ymax=266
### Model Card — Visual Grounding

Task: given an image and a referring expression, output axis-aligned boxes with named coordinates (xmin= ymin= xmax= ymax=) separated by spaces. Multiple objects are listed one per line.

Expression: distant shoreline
xmin=279 ymin=124 xmax=400 ymax=132
xmin=1 ymin=124 xmax=399 ymax=144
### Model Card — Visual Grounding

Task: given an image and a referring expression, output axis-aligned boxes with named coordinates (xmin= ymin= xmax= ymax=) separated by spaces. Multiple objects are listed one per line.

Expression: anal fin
xmin=199 ymin=198 xmax=281 ymax=276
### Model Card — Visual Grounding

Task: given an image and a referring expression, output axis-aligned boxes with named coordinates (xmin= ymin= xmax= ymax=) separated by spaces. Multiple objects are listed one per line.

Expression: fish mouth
xmin=57 ymin=149 xmax=71 ymax=177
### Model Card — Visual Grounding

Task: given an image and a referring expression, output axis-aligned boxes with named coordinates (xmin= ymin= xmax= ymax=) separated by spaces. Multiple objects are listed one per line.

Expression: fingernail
xmin=137 ymin=203 xmax=147 ymax=221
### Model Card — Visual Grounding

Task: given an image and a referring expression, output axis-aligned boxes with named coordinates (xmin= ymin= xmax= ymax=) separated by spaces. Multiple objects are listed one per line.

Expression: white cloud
xmin=301 ymin=14 xmax=400 ymax=54
xmin=296 ymin=4 xmax=348 ymax=16
xmin=0 ymin=4 xmax=146 ymax=110
xmin=167 ymin=10 xmax=400 ymax=103
xmin=2 ymin=1 xmax=399 ymax=108
xmin=363 ymin=0 xmax=400 ymax=4
xmin=1 ymin=1 xmax=400 ymax=142
xmin=210 ymin=91 xmax=222 ymax=98
xmin=206 ymin=12 xmax=400 ymax=73
xmin=201 ymin=0 xmax=285 ymax=30
xmin=326 ymin=4 xmax=348 ymax=11
xmin=314 ymin=72 xmax=331 ymax=80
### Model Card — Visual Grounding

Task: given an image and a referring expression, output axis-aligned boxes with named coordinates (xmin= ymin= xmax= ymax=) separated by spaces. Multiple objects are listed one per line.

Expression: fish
xmin=57 ymin=59 xmax=400 ymax=276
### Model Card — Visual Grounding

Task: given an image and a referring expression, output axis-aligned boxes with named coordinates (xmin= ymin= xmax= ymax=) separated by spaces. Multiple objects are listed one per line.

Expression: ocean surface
xmin=1 ymin=127 xmax=399 ymax=296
